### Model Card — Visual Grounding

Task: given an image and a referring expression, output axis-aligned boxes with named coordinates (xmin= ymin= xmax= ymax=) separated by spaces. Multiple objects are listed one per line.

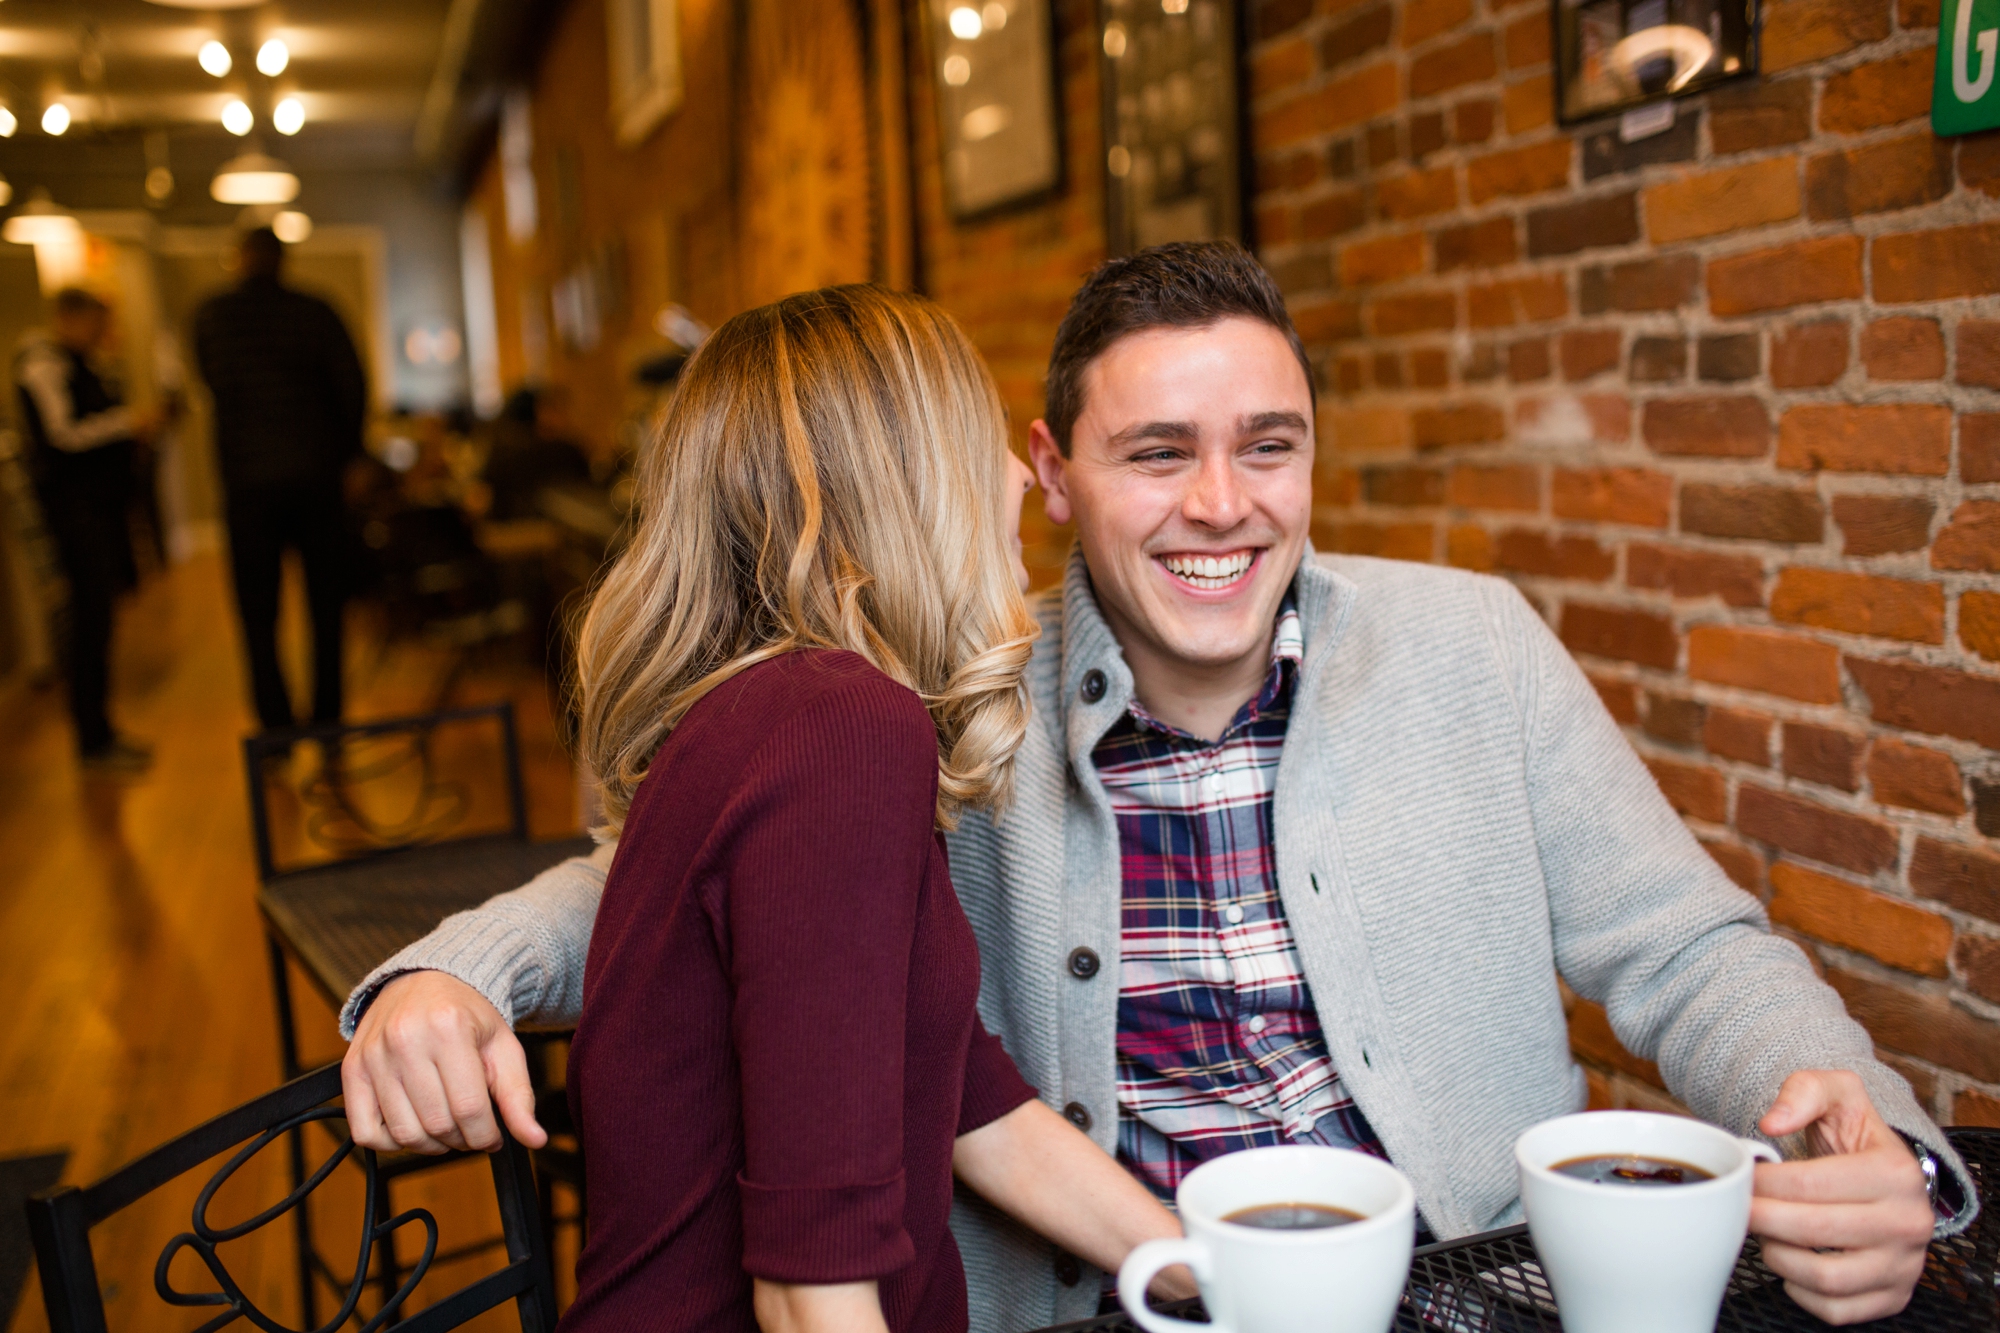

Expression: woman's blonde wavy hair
xmin=574 ymin=284 xmax=1039 ymax=833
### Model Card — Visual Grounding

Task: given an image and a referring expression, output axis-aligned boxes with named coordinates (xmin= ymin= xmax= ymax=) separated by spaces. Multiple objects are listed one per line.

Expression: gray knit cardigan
xmin=344 ymin=547 xmax=1972 ymax=1333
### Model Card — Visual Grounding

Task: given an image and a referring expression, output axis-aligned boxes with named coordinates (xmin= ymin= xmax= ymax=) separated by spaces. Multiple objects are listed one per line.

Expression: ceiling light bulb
xmin=42 ymin=103 xmax=70 ymax=135
xmin=273 ymin=97 xmax=304 ymax=135
xmin=199 ymin=40 xmax=232 ymax=76
xmin=948 ymin=6 xmax=982 ymax=39
xmin=222 ymin=99 xmax=253 ymax=135
xmin=256 ymin=39 xmax=288 ymax=76
xmin=0 ymin=176 xmax=12 ymax=209
xmin=272 ymin=210 xmax=311 ymax=243
xmin=0 ymin=107 xmax=14 ymax=137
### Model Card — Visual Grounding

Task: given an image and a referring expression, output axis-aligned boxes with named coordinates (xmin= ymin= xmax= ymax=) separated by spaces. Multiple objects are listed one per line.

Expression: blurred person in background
xmin=12 ymin=287 xmax=163 ymax=773
xmin=481 ymin=385 xmax=589 ymax=521
xmin=194 ymin=227 xmax=367 ymax=735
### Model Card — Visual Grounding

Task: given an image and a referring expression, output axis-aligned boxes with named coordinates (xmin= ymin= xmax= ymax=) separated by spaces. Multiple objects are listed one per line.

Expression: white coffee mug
xmin=1117 ymin=1145 xmax=1416 ymax=1333
xmin=1515 ymin=1111 xmax=1781 ymax=1333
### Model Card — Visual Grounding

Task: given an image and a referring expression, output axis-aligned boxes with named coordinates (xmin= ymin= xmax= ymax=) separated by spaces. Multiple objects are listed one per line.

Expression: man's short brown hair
xmin=1042 ymin=241 xmax=1315 ymax=456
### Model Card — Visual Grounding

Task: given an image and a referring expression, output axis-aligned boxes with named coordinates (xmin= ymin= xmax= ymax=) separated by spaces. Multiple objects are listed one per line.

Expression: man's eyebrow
xmin=1106 ymin=419 xmax=1200 ymax=448
xmin=1240 ymin=410 xmax=1310 ymax=436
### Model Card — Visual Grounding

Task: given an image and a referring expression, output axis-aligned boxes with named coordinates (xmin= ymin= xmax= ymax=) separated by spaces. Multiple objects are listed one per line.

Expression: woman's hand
xmin=342 ymin=970 xmax=545 ymax=1153
xmin=953 ymin=1099 xmax=1197 ymax=1302
xmin=751 ymin=1279 xmax=891 ymax=1333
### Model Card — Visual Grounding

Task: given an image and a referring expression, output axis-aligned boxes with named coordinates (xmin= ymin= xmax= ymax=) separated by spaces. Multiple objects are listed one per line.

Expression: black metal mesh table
xmin=1038 ymin=1127 xmax=1999 ymax=1332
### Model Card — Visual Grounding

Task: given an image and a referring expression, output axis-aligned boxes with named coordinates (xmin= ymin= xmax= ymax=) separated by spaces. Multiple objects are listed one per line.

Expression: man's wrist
xmin=1893 ymin=1129 xmax=1966 ymax=1230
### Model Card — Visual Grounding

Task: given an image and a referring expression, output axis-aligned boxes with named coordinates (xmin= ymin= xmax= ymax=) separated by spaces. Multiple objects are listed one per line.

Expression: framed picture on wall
xmin=926 ymin=0 xmax=1064 ymax=218
xmin=1097 ymin=0 xmax=1246 ymax=257
xmin=1553 ymin=0 xmax=1757 ymax=125
xmin=607 ymin=0 xmax=682 ymax=146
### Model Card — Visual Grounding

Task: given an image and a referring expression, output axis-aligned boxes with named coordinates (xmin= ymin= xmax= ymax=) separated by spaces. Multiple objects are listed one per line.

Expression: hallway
xmin=0 ymin=553 xmax=579 ymax=1333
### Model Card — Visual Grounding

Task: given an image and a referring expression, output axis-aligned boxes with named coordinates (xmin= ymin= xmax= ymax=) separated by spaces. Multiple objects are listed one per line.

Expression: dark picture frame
xmin=1553 ymin=0 xmax=1759 ymax=126
xmin=925 ymin=0 xmax=1064 ymax=219
xmin=1097 ymin=0 xmax=1246 ymax=257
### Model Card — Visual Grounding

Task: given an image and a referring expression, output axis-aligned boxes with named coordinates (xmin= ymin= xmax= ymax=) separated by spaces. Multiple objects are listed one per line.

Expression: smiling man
xmin=339 ymin=244 xmax=1970 ymax=1332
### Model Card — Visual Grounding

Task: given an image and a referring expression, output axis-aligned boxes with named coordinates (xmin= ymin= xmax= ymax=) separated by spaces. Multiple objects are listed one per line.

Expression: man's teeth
xmin=1162 ymin=552 xmax=1254 ymax=588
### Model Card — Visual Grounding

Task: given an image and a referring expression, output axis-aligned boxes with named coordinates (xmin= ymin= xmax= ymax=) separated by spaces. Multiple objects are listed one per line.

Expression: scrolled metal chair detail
xmin=27 ymin=1063 xmax=556 ymax=1333
xmin=154 ymin=1105 xmax=439 ymax=1333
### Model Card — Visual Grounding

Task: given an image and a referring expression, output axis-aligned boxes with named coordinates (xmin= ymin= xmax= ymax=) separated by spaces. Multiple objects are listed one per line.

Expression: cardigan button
xmin=1067 ymin=947 xmax=1101 ymax=980
xmin=1080 ymin=669 xmax=1107 ymax=703
xmin=1053 ymin=1251 xmax=1082 ymax=1286
xmin=1063 ymin=1101 xmax=1093 ymax=1131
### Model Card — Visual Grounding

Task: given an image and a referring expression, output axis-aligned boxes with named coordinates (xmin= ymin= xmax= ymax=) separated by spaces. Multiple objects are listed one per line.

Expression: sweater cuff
xmin=737 ymin=1172 xmax=914 ymax=1282
xmin=957 ymin=1022 xmax=1038 ymax=1136
xmin=338 ymin=912 xmax=544 ymax=1038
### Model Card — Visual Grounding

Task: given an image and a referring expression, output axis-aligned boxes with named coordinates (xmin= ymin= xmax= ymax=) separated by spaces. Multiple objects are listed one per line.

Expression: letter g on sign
xmin=1937 ymin=0 xmax=2000 ymax=134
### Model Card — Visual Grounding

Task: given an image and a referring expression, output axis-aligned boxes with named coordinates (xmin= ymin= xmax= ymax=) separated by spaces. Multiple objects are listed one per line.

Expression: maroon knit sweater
xmin=560 ymin=650 xmax=1036 ymax=1333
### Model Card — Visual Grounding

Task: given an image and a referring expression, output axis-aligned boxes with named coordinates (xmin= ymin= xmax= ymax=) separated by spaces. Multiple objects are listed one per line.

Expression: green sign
xmin=1936 ymin=0 xmax=2000 ymax=135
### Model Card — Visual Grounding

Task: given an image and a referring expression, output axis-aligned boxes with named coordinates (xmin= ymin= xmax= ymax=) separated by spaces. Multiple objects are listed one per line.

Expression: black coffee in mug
xmin=1221 ymin=1202 xmax=1366 ymax=1230
xmin=1551 ymin=1154 xmax=1715 ymax=1186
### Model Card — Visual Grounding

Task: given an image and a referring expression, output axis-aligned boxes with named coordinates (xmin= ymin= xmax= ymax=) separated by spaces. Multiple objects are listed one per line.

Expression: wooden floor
xmin=0 ymin=552 xmax=582 ymax=1333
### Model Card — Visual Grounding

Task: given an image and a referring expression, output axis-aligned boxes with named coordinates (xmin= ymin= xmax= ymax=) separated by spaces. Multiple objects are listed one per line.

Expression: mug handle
xmin=1741 ymin=1138 xmax=1783 ymax=1167
xmin=1117 ymin=1237 xmax=1224 ymax=1333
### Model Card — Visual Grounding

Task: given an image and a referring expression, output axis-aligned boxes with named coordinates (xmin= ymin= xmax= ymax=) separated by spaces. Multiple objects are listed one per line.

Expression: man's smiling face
xmin=1029 ymin=316 xmax=1315 ymax=696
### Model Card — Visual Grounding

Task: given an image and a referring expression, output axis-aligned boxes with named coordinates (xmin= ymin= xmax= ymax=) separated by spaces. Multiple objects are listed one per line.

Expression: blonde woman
xmin=559 ymin=287 xmax=1184 ymax=1333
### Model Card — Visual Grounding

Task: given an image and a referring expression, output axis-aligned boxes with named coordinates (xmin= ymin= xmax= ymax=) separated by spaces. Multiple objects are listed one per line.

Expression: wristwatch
xmin=1894 ymin=1130 xmax=1963 ymax=1228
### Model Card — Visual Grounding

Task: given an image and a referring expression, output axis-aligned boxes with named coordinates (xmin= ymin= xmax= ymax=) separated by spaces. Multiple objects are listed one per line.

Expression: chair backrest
xmin=243 ymin=702 xmax=530 ymax=881
xmin=26 ymin=1063 xmax=557 ymax=1333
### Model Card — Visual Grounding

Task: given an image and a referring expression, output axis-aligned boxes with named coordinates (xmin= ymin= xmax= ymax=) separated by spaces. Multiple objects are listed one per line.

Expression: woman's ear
xmin=1026 ymin=420 xmax=1072 ymax=526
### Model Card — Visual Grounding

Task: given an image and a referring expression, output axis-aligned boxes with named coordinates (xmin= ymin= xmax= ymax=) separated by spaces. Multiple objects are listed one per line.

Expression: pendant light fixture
xmin=2 ymin=189 xmax=83 ymax=245
xmin=210 ymin=150 xmax=300 ymax=205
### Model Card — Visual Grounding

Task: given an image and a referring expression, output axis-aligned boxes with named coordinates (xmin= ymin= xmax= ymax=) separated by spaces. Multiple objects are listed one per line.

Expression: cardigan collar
xmin=1054 ymin=539 xmax=1358 ymax=767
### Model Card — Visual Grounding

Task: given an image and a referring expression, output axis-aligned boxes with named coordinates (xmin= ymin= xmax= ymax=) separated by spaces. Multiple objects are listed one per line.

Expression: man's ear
xmin=1026 ymin=420 xmax=1073 ymax=526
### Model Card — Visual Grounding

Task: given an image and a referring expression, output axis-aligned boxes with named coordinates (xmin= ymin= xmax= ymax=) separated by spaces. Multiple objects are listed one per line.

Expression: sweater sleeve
xmin=338 ymin=840 xmax=613 ymax=1037
xmin=725 ymin=678 xmax=940 ymax=1283
xmin=1492 ymin=582 xmax=1976 ymax=1234
xmin=958 ymin=1016 xmax=1037 ymax=1137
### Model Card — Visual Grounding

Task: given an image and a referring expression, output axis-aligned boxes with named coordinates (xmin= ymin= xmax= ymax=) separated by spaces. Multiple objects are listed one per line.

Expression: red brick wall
xmin=1250 ymin=0 xmax=2000 ymax=1123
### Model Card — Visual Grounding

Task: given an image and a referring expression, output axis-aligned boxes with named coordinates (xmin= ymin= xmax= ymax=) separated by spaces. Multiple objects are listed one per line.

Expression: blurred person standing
xmin=194 ymin=227 xmax=367 ymax=734
xmin=12 ymin=287 xmax=161 ymax=773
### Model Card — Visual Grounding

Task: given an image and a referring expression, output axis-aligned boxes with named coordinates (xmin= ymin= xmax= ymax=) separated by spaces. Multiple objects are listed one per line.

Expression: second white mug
xmin=1516 ymin=1110 xmax=1781 ymax=1333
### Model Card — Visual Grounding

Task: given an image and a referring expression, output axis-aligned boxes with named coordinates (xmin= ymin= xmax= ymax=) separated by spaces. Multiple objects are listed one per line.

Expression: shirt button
xmin=1247 ymin=1014 xmax=1268 ymax=1034
xmin=1063 ymin=1101 xmax=1093 ymax=1131
xmin=1067 ymin=947 xmax=1101 ymax=980
xmin=1081 ymin=669 xmax=1107 ymax=703
xmin=1223 ymin=904 xmax=1244 ymax=924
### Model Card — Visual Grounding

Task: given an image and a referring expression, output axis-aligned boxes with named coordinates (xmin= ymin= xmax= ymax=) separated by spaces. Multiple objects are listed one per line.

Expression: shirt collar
xmin=1123 ymin=595 xmax=1302 ymax=744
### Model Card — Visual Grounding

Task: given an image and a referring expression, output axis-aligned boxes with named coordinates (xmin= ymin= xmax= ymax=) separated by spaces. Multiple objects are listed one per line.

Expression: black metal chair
xmin=27 ymin=1062 xmax=557 ymax=1333
xmin=242 ymin=702 xmax=592 ymax=1323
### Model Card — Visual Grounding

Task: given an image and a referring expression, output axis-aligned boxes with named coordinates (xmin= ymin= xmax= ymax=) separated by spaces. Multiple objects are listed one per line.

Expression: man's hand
xmin=1749 ymin=1069 xmax=1934 ymax=1325
xmin=341 ymin=971 xmax=547 ymax=1154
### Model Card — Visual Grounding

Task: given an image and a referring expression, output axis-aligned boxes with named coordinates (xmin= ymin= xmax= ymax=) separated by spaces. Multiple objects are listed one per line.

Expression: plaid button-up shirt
xmin=1093 ymin=600 xmax=1387 ymax=1203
